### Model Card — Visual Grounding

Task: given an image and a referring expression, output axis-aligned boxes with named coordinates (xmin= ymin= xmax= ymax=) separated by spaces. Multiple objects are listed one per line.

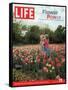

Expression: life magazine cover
xmin=9 ymin=3 xmax=66 ymax=87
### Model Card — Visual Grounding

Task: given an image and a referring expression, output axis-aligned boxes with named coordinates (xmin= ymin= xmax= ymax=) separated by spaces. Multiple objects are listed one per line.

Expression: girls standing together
xmin=40 ymin=34 xmax=50 ymax=57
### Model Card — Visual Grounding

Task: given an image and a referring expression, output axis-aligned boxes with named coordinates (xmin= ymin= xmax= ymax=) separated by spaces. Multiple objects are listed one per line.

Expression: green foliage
xmin=22 ymin=25 xmax=27 ymax=29
xmin=13 ymin=21 xmax=65 ymax=45
xmin=59 ymin=62 xmax=66 ymax=79
xmin=13 ymin=22 xmax=22 ymax=44
xmin=54 ymin=25 xmax=66 ymax=43
xmin=25 ymin=25 xmax=40 ymax=44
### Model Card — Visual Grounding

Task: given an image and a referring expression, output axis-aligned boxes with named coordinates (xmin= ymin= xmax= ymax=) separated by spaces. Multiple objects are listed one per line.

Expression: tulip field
xmin=13 ymin=44 xmax=66 ymax=82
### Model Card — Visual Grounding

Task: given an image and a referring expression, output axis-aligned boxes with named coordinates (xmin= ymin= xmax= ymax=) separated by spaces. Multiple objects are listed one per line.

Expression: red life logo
xmin=14 ymin=6 xmax=35 ymax=19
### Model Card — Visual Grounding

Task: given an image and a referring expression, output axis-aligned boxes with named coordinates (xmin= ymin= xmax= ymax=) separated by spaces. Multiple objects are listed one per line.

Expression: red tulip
xmin=48 ymin=58 xmax=51 ymax=62
xmin=55 ymin=57 xmax=59 ymax=63
xmin=50 ymin=61 xmax=55 ymax=66
xmin=36 ymin=56 xmax=40 ymax=63
xmin=61 ymin=58 xmax=65 ymax=63
xmin=43 ymin=59 xmax=46 ymax=64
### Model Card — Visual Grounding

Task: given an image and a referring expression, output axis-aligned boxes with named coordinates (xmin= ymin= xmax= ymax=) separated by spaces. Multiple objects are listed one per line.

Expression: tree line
xmin=12 ymin=22 xmax=66 ymax=45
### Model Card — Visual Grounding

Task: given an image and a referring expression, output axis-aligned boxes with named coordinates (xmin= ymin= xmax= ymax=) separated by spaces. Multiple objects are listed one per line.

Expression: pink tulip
xmin=24 ymin=58 xmax=29 ymax=63
xmin=55 ymin=58 xmax=59 ymax=63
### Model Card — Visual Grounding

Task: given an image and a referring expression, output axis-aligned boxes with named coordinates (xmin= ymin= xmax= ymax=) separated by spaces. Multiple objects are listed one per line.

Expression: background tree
xmin=54 ymin=25 xmax=65 ymax=43
xmin=13 ymin=22 xmax=22 ymax=44
xmin=22 ymin=25 xmax=27 ymax=29
xmin=25 ymin=25 xmax=40 ymax=44
xmin=13 ymin=21 xmax=65 ymax=45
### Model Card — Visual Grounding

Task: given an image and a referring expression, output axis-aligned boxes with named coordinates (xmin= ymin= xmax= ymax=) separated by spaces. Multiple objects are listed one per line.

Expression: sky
xmin=13 ymin=4 xmax=65 ymax=31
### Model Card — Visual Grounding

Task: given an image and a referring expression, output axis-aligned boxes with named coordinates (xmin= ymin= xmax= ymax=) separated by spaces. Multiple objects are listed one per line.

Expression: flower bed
xmin=13 ymin=45 xmax=66 ymax=82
